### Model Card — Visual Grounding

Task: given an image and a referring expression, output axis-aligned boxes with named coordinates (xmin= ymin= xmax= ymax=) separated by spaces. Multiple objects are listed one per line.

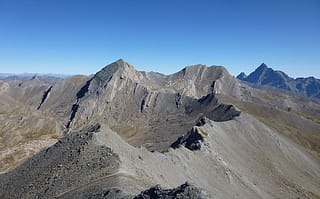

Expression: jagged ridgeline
xmin=237 ymin=63 xmax=320 ymax=99
xmin=0 ymin=59 xmax=319 ymax=198
xmin=62 ymin=59 xmax=241 ymax=151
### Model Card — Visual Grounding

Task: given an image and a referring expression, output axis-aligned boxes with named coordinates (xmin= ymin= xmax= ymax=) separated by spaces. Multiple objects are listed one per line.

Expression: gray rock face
xmin=0 ymin=59 xmax=243 ymax=172
xmin=237 ymin=63 xmax=320 ymax=98
xmin=166 ymin=64 xmax=241 ymax=99
xmin=64 ymin=60 xmax=241 ymax=151
xmin=187 ymin=93 xmax=241 ymax=122
xmin=134 ymin=182 xmax=210 ymax=199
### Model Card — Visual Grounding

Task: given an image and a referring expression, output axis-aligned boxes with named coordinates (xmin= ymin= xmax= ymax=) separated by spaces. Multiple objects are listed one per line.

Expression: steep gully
xmin=66 ymin=79 xmax=91 ymax=129
xmin=37 ymin=86 xmax=53 ymax=110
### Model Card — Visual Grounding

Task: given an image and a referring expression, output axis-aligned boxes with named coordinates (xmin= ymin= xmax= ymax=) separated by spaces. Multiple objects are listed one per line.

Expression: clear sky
xmin=0 ymin=0 xmax=319 ymax=78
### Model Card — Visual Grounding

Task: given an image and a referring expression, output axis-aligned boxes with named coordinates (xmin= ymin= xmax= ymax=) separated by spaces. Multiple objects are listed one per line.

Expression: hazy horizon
xmin=0 ymin=60 xmax=319 ymax=79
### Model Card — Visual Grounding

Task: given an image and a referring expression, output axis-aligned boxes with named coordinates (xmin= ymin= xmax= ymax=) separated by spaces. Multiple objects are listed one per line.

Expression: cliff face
xmin=65 ymin=60 xmax=241 ymax=151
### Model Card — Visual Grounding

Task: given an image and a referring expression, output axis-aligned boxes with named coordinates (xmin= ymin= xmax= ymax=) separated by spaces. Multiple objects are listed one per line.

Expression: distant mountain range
xmin=0 ymin=73 xmax=70 ymax=79
xmin=237 ymin=63 xmax=320 ymax=99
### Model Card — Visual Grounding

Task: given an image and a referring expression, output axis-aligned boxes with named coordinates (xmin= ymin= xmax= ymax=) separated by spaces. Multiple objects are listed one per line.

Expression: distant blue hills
xmin=0 ymin=73 xmax=70 ymax=79
xmin=237 ymin=63 xmax=320 ymax=99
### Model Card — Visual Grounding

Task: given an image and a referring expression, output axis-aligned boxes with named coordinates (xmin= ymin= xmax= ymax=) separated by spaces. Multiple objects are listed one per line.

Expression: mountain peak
xmin=93 ymin=59 xmax=135 ymax=85
xmin=109 ymin=58 xmax=131 ymax=69
xmin=257 ymin=63 xmax=268 ymax=71
xmin=237 ymin=63 xmax=320 ymax=98
xmin=114 ymin=58 xmax=126 ymax=64
xmin=237 ymin=72 xmax=247 ymax=80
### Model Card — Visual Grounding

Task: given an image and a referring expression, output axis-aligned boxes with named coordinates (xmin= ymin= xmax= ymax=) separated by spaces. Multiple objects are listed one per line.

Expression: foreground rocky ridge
xmin=1 ymin=114 xmax=319 ymax=198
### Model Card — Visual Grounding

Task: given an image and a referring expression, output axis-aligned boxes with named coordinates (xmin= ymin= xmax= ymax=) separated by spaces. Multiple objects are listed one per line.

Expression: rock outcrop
xmin=187 ymin=93 xmax=241 ymax=122
xmin=170 ymin=127 xmax=207 ymax=150
xmin=134 ymin=182 xmax=210 ymax=199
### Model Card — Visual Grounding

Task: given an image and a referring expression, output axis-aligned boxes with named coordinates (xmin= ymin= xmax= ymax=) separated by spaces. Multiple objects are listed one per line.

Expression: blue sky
xmin=0 ymin=0 xmax=319 ymax=78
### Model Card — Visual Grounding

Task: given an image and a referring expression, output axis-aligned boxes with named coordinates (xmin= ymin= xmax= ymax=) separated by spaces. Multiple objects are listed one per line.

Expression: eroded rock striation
xmin=62 ymin=59 xmax=241 ymax=151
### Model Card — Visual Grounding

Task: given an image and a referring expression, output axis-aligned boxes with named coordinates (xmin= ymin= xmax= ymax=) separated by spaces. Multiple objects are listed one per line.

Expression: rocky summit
xmin=0 ymin=59 xmax=320 ymax=199
xmin=237 ymin=63 xmax=320 ymax=99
